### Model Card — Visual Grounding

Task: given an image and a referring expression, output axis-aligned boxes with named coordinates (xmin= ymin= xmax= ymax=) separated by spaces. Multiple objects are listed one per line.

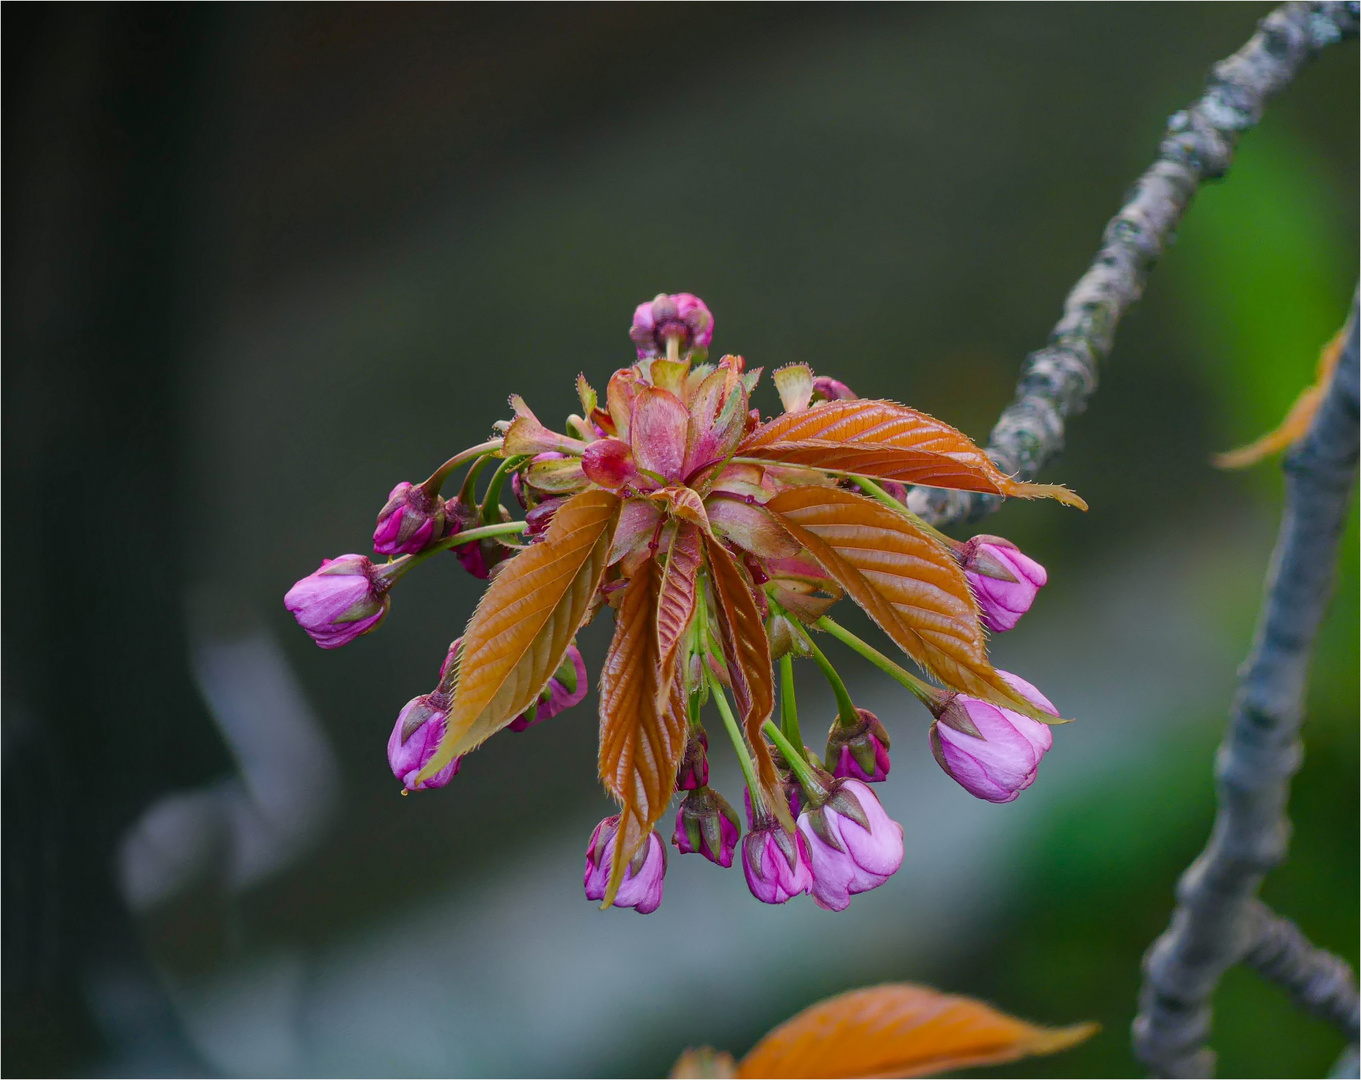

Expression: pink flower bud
xmin=583 ymin=816 xmax=667 ymax=914
xmin=373 ymin=481 xmax=446 ymax=556
xmin=508 ymin=645 xmax=588 ymax=731
xmin=675 ymin=728 xmax=709 ymax=791
xmin=930 ymin=671 xmax=1058 ymax=803
xmin=826 ymin=709 xmax=892 ymax=783
xmin=961 ymin=535 xmax=1047 ymax=633
xmin=629 ymin=292 xmax=714 ymax=359
xmin=797 ymin=779 xmax=904 ymax=911
xmin=741 ymin=823 xmax=813 ymax=905
xmin=284 ymin=554 xmax=390 ymax=649
xmin=811 ymin=376 xmax=858 ymax=402
xmin=672 ymin=787 xmax=740 ymax=868
xmin=581 ymin=437 xmax=640 ymax=490
xmin=445 ymin=497 xmax=513 ymax=580
xmin=387 ymin=691 xmax=461 ymax=792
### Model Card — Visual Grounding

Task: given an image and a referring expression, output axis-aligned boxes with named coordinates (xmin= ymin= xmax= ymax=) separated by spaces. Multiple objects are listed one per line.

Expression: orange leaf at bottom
xmin=708 ymin=983 xmax=1095 ymax=1079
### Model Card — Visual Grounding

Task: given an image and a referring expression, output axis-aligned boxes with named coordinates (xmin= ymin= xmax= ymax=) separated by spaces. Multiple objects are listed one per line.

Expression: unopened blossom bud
xmin=524 ymin=497 xmax=566 ymax=538
xmin=811 ymin=375 xmax=858 ymax=402
xmin=583 ymin=816 xmax=667 ymax=914
xmin=284 ymin=554 xmax=391 ymax=649
xmin=373 ymin=481 xmax=446 ymax=556
xmin=676 ymin=728 xmax=709 ymax=791
xmin=797 ymin=779 xmax=904 ymax=911
xmin=741 ymin=822 xmax=813 ymax=905
xmin=445 ymin=497 xmax=513 ymax=580
xmin=672 ymin=787 xmax=740 ymax=868
xmin=741 ymin=791 xmax=812 ymax=903
xmin=387 ymin=691 xmax=462 ymax=792
xmin=509 ymin=645 xmax=588 ymax=731
xmin=930 ymin=671 xmax=1058 ymax=803
xmin=826 ymin=708 xmax=892 ymax=783
xmin=960 ymin=535 xmax=1047 ymax=633
xmin=629 ymin=292 xmax=714 ymax=360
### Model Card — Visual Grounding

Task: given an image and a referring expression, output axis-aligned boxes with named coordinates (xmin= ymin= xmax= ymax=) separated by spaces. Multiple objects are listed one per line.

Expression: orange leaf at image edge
xmin=671 ymin=983 xmax=1096 ymax=1079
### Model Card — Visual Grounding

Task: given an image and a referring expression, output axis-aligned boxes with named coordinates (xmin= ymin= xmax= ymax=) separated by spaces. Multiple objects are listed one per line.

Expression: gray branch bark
xmin=906 ymin=0 xmax=1360 ymax=528
xmin=1131 ymin=299 xmax=1360 ymax=1078
xmin=1244 ymin=901 xmax=1361 ymax=1041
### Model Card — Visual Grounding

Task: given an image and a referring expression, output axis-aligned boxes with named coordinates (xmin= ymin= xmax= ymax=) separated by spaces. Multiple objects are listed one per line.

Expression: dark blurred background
xmin=3 ymin=4 xmax=1356 ymax=1077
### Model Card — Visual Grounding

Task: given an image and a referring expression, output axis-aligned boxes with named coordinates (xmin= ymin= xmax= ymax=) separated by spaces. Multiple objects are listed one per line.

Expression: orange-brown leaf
xmin=1214 ymin=327 xmax=1345 ymax=469
xmin=417 ymin=489 xmax=619 ymax=781
xmin=704 ymin=537 xmax=790 ymax=831
xmin=768 ymin=486 xmax=1046 ymax=719
xmin=740 ymin=399 xmax=1085 ymax=508
xmin=655 ymin=524 xmax=703 ymax=712
xmin=731 ymin=983 xmax=1097 ymax=1079
xmin=598 ymin=556 xmax=689 ymax=904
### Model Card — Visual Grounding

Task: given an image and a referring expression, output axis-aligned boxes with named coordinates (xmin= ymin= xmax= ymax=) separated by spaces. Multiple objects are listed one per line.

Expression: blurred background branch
xmin=909 ymin=0 xmax=1361 ymax=527
xmin=1134 ymin=300 xmax=1359 ymax=1077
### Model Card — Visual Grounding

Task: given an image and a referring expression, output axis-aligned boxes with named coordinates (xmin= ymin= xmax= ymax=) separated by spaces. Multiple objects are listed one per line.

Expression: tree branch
xmin=1243 ymin=901 xmax=1361 ymax=1041
xmin=907 ymin=1 xmax=1360 ymax=527
xmin=1131 ymin=298 xmax=1360 ymax=1078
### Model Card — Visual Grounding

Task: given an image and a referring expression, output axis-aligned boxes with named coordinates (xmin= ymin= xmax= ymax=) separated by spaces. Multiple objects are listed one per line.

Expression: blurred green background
xmin=4 ymin=5 xmax=1356 ymax=1077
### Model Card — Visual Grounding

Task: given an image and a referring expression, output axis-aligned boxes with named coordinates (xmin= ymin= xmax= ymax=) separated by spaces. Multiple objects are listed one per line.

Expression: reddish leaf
xmin=598 ymin=556 xmax=689 ymax=904
xmin=704 ymin=536 xmax=790 ymax=831
xmin=727 ymin=983 xmax=1097 ymax=1079
xmin=655 ymin=523 xmax=703 ymax=712
xmin=631 ymin=386 xmax=690 ymax=481
xmin=739 ymin=399 xmax=1085 ymax=508
xmin=502 ymin=395 xmax=588 ymax=456
xmin=652 ymin=486 xmax=713 ymax=535
xmin=416 ymin=490 xmax=619 ymax=781
xmin=706 ymin=497 xmax=799 ymax=560
xmin=767 ymin=486 xmax=1046 ymax=719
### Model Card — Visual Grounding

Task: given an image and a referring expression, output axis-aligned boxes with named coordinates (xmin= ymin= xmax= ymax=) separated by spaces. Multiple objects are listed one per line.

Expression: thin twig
xmin=907 ymin=1 xmax=1360 ymax=528
xmin=1243 ymin=901 xmax=1361 ymax=1041
xmin=1131 ymin=299 xmax=1359 ymax=1078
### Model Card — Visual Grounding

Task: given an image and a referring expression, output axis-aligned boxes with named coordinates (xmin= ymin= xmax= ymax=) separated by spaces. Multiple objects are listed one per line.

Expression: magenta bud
xmin=797 ymin=779 xmax=904 ymax=911
xmin=826 ymin=708 xmax=892 ymax=783
xmin=284 ymin=554 xmax=391 ymax=649
xmin=387 ymin=691 xmax=461 ymax=792
xmin=524 ymin=496 xmax=566 ymax=538
xmin=741 ymin=822 xmax=813 ymax=905
xmin=960 ymin=535 xmax=1047 ymax=633
xmin=672 ymin=787 xmax=740 ymax=868
xmin=445 ymin=497 xmax=513 ymax=580
xmin=509 ymin=645 xmax=588 ymax=732
xmin=580 ymin=437 xmax=639 ymax=491
xmin=676 ymin=728 xmax=709 ymax=791
xmin=930 ymin=671 xmax=1058 ymax=803
xmin=583 ymin=816 xmax=667 ymax=914
xmin=629 ymin=292 xmax=714 ymax=360
xmin=810 ymin=376 xmax=858 ymax=402
xmin=373 ymin=481 xmax=446 ymax=556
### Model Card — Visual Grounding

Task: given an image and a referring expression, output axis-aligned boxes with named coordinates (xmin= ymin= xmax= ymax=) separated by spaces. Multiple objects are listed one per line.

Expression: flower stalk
xmin=814 ymin=616 xmax=947 ymax=713
xmin=779 ymin=654 xmax=804 ymax=753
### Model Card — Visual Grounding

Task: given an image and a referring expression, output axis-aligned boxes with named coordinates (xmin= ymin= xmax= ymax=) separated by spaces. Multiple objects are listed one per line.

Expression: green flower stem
xmin=420 ymin=439 xmax=503 ymax=497
xmin=779 ymin=654 xmax=805 ymax=751
xmin=709 ymin=674 xmax=762 ymax=809
xmin=851 ymin=475 xmax=962 ymax=551
xmin=381 ymin=520 xmax=529 ymax=587
xmin=814 ymin=615 xmax=946 ymax=713
xmin=458 ymin=454 xmax=492 ymax=504
xmin=480 ymin=455 xmax=527 ymax=524
xmin=802 ymin=633 xmax=860 ymax=731
xmin=761 ymin=721 xmax=827 ymax=803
